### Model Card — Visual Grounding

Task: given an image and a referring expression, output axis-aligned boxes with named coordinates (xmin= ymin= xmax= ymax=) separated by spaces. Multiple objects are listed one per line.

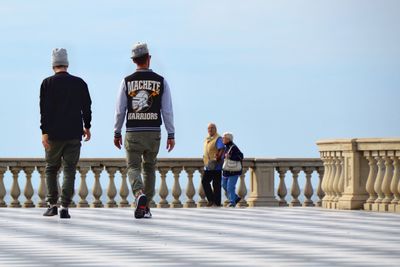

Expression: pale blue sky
xmin=1 ymin=0 xmax=399 ymax=159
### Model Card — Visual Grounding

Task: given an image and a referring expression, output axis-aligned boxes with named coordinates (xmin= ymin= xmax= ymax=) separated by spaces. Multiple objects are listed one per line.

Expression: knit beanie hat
xmin=52 ymin=48 xmax=69 ymax=67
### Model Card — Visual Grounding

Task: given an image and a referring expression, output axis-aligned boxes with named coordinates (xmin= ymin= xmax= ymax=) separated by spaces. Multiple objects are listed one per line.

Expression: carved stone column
xmin=380 ymin=153 xmax=394 ymax=211
xmin=170 ymin=167 xmax=183 ymax=208
xmin=389 ymin=154 xmax=399 ymax=212
xmin=10 ymin=167 xmax=21 ymax=208
xmin=321 ymin=153 xmax=331 ymax=208
xmin=276 ymin=167 xmax=288 ymax=207
xmin=289 ymin=167 xmax=301 ymax=207
xmin=77 ymin=166 xmax=90 ymax=208
xmin=106 ymin=167 xmax=118 ymax=208
xmin=37 ymin=166 xmax=47 ymax=207
xmin=119 ymin=167 xmax=130 ymax=207
xmin=364 ymin=152 xmax=378 ymax=210
xmin=302 ymin=167 xmax=314 ymax=207
xmin=372 ymin=155 xmax=385 ymax=211
xmin=22 ymin=167 xmax=35 ymax=208
xmin=184 ymin=168 xmax=196 ymax=208
xmin=157 ymin=167 xmax=170 ymax=208
xmin=197 ymin=168 xmax=207 ymax=207
xmin=0 ymin=167 xmax=7 ymax=207
xmin=247 ymin=161 xmax=278 ymax=207
xmin=327 ymin=155 xmax=337 ymax=208
xmin=237 ymin=168 xmax=248 ymax=207
xmin=316 ymin=167 xmax=325 ymax=207
xmin=91 ymin=167 xmax=104 ymax=208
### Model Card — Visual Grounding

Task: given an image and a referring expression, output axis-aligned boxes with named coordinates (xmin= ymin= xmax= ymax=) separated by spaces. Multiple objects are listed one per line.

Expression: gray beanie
xmin=131 ymin=42 xmax=149 ymax=59
xmin=52 ymin=48 xmax=69 ymax=67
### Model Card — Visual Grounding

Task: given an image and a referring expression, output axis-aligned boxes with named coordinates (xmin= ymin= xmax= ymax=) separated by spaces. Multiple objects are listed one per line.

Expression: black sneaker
xmin=43 ymin=206 xmax=58 ymax=216
xmin=144 ymin=207 xmax=152 ymax=219
xmin=134 ymin=194 xmax=147 ymax=219
xmin=60 ymin=208 xmax=71 ymax=219
xmin=235 ymin=197 xmax=241 ymax=205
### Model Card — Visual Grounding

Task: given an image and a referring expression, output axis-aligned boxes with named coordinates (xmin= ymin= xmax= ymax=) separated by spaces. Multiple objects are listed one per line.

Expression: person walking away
xmin=40 ymin=48 xmax=92 ymax=219
xmin=114 ymin=42 xmax=175 ymax=219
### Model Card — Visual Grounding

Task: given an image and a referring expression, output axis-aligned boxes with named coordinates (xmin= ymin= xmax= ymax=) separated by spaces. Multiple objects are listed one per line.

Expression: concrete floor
xmin=0 ymin=207 xmax=399 ymax=267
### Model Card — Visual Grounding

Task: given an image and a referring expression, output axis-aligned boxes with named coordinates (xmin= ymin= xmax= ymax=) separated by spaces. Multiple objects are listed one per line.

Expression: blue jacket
xmin=222 ymin=142 xmax=244 ymax=177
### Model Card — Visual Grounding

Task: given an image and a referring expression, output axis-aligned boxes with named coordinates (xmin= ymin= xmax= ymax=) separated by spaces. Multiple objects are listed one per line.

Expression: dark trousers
xmin=45 ymin=139 xmax=81 ymax=207
xmin=201 ymin=170 xmax=222 ymax=206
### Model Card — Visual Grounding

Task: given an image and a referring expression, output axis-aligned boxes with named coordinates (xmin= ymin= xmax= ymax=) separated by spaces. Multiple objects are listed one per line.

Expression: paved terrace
xmin=0 ymin=207 xmax=399 ymax=267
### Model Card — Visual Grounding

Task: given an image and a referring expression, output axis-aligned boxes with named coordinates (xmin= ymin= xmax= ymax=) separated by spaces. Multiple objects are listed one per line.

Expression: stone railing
xmin=0 ymin=158 xmax=323 ymax=208
xmin=317 ymin=138 xmax=400 ymax=213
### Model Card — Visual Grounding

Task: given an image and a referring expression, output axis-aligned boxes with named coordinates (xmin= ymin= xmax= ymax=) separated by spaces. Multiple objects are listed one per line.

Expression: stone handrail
xmin=0 ymin=158 xmax=323 ymax=208
xmin=317 ymin=138 xmax=400 ymax=212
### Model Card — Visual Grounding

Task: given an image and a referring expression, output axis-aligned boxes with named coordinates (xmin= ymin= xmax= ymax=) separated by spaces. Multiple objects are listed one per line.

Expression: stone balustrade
xmin=317 ymin=138 xmax=400 ymax=212
xmin=0 ymin=158 xmax=323 ymax=208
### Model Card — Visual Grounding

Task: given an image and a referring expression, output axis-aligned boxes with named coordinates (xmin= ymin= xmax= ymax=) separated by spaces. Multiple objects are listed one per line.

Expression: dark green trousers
xmin=125 ymin=132 xmax=161 ymax=206
xmin=45 ymin=139 xmax=81 ymax=207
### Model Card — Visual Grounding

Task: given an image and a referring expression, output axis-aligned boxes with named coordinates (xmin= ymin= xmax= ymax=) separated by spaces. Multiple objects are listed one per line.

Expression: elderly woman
xmin=221 ymin=132 xmax=244 ymax=207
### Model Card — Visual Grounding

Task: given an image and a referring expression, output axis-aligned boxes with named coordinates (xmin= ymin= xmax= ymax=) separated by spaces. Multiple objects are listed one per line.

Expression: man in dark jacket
xmin=40 ymin=48 xmax=92 ymax=219
xmin=113 ymin=42 xmax=175 ymax=219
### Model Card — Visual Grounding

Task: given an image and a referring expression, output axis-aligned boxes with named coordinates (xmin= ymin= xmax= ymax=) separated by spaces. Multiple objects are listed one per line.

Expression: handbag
xmin=222 ymin=145 xmax=242 ymax=172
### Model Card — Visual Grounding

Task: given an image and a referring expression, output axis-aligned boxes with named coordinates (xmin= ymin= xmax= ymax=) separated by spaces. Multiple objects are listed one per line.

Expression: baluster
xmin=327 ymin=154 xmax=337 ymax=208
xmin=332 ymin=154 xmax=342 ymax=208
xmin=390 ymin=155 xmax=400 ymax=206
xmin=197 ymin=168 xmax=207 ymax=207
xmin=170 ymin=167 xmax=183 ymax=208
xmin=373 ymin=155 xmax=385 ymax=211
xmin=321 ymin=153 xmax=331 ymax=208
xmin=381 ymin=154 xmax=394 ymax=210
xmin=106 ymin=167 xmax=118 ymax=208
xmin=10 ymin=167 xmax=21 ymax=208
xmin=37 ymin=166 xmax=47 ymax=207
xmin=364 ymin=152 xmax=378 ymax=210
xmin=184 ymin=168 xmax=196 ymax=208
xmin=237 ymin=168 xmax=248 ymax=207
xmin=157 ymin=167 xmax=170 ymax=208
xmin=22 ymin=167 xmax=35 ymax=208
xmin=68 ymin=169 xmax=77 ymax=208
xmin=337 ymin=155 xmax=345 ymax=205
xmin=316 ymin=167 xmax=325 ymax=207
xmin=119 ymin=167 xmax=129 ymax=207
xmin=303 ymin=167 xmax=314 ymax=207
xmin=91 ymin=167 xmax=104 ymax=208
xmin=0 ymin=167 xmax=7 ymax=207
xmin=277 ymin=167 xmax=288 ymax=206
xmin=396 ymin=152 xmax=400 ymax=213
xmin=289 ymin=167 xmax=301 ymax=207
xmin=77 ymin=166 xmax=90 ymax=208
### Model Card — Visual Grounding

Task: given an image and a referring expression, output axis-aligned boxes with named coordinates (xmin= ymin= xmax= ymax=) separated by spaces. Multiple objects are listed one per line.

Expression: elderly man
xmin=114 ymin=42 xmax=175 ymax=219
xmin=40 ymin=48 xmax=92 ymax=219
xmin=202 ymin=123 xmax=224 ymax=207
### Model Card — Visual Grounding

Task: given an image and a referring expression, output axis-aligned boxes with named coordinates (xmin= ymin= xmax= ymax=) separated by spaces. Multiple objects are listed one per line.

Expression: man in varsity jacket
xmin=114 ymin=42 xmax=175 ymax=219
xmin=40 ymin=48 xmax=92 ymax=219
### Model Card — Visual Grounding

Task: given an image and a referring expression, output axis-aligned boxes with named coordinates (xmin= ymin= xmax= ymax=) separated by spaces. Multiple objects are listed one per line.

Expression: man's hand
xmin=114 ymin=137 xmax=122 ymax=149
xmin=83 ymin=128 xmax=91 ymax=142
xmin=166 ymin=138 xmax=175 ymax=152
xmin=42 ymin=134 xmax=50 ymax=151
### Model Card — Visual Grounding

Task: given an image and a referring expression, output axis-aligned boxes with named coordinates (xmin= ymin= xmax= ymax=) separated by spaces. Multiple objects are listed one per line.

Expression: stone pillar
xmin=118 ymin=167 xmax=130 ymax=208
xmin=37 ymin=166 xmax=47 ymax=208
xmin=303 ymin=167 xmax=314 ymax=207
xmin=105 ymin=167 xmax=118 ymax=208
xmin=276 ymin=167 xmax=288 ymax=207
xmin=247 ymin=161 xmax=278 ymax=207
xmin=77 ymin=166 xmax=90 ymax=208
xmin=22 ymin=167 xmax=35 ymax=208
xmin=197 ymin=168 xmax=207 ymax=207
xmin=184 ymin=168 xmax=196 ymax=208
xmin=0 ymin=167 xmax=7 ymax=207
xmin=316 ymin=167 xmax=325 ymax=207
xmin=157 ymin=167 xmax=170 ymax=208
xmin=170 ymin=167 xmax=183 ymax=208
xmin=389 ymin=153 xmax=399 ymax=212
xmin=91 ymin=167 xmax=104 ymax=208
xmin=10 ymin=167 xmax=21 ymax=208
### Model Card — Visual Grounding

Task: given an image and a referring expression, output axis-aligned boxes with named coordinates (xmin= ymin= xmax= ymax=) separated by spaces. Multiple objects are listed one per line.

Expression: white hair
xmin=223 ymin=132 xmax=234 ymax=141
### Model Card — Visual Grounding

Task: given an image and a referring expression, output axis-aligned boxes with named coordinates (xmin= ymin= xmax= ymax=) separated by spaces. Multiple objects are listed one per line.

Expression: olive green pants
xmin=45 ymin=139 xmax=81 ymax=207
xmin=125 ymin=132 xmax=161 ymax=206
